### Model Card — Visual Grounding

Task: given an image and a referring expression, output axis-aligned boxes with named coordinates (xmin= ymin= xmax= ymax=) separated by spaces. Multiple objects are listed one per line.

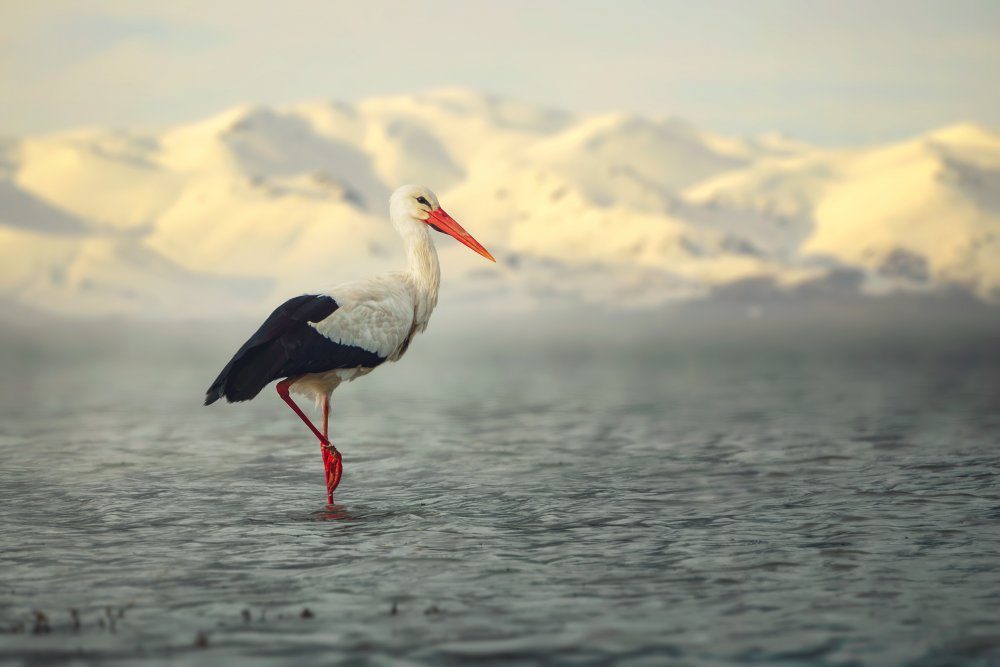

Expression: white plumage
xmin=205 ymin=184 xmax=494 ymax=503
xmin=295 ymin=185 xmax=446 ymax=400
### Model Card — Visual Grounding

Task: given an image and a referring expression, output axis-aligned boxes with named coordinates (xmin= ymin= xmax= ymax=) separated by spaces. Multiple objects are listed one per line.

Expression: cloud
xmin=0 ymin=0 xmax=997 ymax=143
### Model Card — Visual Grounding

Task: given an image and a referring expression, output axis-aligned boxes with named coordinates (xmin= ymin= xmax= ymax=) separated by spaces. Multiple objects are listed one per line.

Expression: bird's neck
xmin=404 ymin=229 xmax=440 ymax=326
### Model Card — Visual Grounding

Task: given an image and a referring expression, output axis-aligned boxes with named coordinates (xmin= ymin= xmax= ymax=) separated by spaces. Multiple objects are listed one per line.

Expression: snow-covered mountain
xmin=1 ymin=88 xmax=998 ymax=319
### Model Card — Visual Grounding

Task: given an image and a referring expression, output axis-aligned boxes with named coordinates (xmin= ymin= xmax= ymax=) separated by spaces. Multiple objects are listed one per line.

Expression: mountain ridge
xmin=1 ymin=89 xmax=999 ymax=318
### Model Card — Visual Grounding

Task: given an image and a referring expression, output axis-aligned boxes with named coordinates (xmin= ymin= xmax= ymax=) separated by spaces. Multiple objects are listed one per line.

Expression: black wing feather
xmin=204 ymin=294 xmax=385 ymax=405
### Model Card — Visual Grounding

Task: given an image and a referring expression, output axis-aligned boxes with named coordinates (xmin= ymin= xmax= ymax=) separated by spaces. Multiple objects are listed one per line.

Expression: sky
xmin=1 ymin=0 xmax=998 ymax=144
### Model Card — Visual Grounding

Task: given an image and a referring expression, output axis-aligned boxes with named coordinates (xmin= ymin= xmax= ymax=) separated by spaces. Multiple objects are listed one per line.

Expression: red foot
xmin=321 ymin=441 xmax=343 ymax=504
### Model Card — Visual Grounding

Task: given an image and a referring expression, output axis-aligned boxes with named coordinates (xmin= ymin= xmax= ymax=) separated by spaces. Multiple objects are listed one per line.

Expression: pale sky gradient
xmin=1 ymin=0 xmax=998 ymax=144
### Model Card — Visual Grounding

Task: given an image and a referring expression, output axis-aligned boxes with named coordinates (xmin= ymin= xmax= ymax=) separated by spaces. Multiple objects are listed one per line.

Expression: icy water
xmin=1 ymin=328 xmax=1000 ymax=666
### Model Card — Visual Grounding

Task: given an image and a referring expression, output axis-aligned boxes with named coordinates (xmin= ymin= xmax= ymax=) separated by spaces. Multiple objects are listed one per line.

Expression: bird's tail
xmin=204 ymin=360 xmax=238 ymax=405
xmin=204 ymin=347 xmax=275 ymax=405
xmin=204 ymin=383 xmax=224 ymax=406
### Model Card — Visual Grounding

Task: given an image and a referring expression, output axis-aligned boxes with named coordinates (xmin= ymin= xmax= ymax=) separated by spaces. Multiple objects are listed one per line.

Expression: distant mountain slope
xmin=1 ymin=89 xmax=998 ymax=318
xmin=0 ymin=226 xmax=269 ymax=318
xmin=688 ymin=124 xmax=1000 ymax=299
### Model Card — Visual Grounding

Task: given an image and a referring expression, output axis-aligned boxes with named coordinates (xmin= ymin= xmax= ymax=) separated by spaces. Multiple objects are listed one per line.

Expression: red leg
xmin=320 ymin=396 xmax=332 ymax=502
xmin=320 ymin=397 xmax=343 ymax=504
xmin=276 ymin=380 xmax=343 ymax=503
xmin=322 ymin=397 xmax=329 ymax=440
xmin=276 ymin=379 xmax=326 ymax=443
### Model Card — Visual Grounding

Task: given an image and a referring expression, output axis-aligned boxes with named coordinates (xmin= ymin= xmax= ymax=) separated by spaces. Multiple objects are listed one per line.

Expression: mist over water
xmin=2 ymin=308 xmax=1000 ymax=665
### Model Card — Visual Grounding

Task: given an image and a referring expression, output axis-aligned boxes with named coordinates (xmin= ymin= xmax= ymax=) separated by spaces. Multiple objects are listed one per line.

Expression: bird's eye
xmin=416 ymin=196 xmax=430 ymax=206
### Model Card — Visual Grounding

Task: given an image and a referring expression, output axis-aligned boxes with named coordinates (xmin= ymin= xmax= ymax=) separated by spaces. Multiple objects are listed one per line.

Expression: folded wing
xmin=204 ymin=294 xmax=386 ymax=404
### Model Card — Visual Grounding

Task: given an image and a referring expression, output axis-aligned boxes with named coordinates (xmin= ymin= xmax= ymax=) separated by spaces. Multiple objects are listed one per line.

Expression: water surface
xmin=1 ymin=330 xmax=999 ymax=665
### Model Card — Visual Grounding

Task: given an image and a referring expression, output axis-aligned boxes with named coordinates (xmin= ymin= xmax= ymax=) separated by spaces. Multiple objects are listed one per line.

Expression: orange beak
xmin=426 ymin=208 xmax=495 ymax=262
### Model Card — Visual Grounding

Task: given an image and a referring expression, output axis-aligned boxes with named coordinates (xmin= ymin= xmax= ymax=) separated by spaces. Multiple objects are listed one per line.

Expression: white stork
xmin=205 ymin=184 xmax=494 ymax=503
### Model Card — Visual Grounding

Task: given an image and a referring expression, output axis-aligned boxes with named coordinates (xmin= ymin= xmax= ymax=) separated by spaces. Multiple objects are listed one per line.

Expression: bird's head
xmin=389 ymin=184 xmax=495 ymax=262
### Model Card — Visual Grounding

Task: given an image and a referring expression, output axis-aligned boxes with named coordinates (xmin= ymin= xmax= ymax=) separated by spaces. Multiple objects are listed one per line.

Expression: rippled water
xmin=2 ymin=328 xmax=1000 ymax=665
